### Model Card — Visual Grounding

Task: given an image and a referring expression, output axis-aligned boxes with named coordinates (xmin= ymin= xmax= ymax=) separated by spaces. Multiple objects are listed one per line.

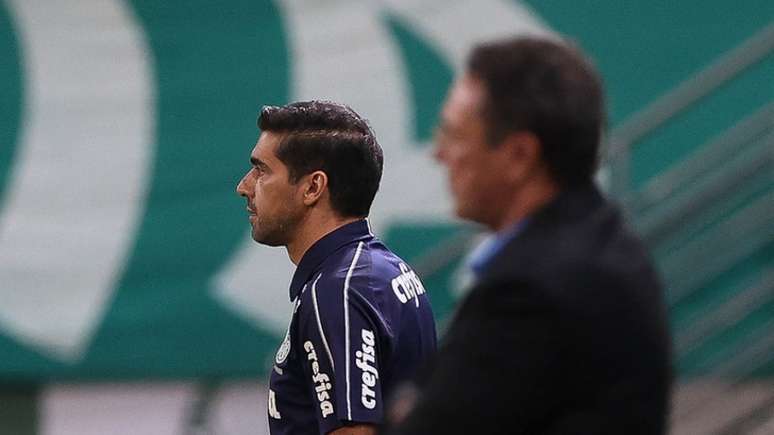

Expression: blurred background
xmin=0 ymin=0 xmax=772 ymax=434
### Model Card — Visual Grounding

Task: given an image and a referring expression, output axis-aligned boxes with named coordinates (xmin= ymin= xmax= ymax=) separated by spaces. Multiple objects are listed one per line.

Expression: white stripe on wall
xmin=41 ymin=382 xmax=273 ymax=435
xmin=0 ymin=0 xmax=155 ymax=361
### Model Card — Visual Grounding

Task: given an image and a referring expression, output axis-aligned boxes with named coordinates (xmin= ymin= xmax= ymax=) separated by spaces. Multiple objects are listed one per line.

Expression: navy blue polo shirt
xmin=268 ymin=219 xmax=437 ymax=434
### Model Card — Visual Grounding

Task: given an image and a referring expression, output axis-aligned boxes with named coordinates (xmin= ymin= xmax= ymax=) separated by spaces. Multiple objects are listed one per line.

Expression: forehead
xmin=442 ymin=74 xmax=487 ymax=125
xmin=252 ymin=131 xmax=283 ymax=161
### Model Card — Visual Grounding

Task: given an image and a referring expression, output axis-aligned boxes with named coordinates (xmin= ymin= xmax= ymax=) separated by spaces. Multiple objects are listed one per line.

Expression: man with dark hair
xmin=237 ymin=100 xmax=436 ymax=435
xmin=387 ymin=37 xmax=672 ymax=434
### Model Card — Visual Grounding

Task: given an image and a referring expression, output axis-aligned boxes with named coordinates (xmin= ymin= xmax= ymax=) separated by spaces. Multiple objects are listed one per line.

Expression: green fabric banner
xmin=0 ymin=0 xmax=771 ymax=381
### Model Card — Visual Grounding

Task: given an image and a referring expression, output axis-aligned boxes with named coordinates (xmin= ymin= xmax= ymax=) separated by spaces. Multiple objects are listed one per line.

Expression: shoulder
xmin=316 ymin=238 xmax=416 ymax=295
xmin=298 ymin=238 xmax=427 ymax=323
xmin=295 ymin=241 xmax=386 ymax=324
xmin=482 ymin=191 xmax=660 ymax=306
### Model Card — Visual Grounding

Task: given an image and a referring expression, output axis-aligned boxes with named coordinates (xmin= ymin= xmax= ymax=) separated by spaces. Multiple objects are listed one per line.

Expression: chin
xmin=252 ymin=233 xmax=284 ymax=247
xmin=252 ymin=225 xmax=287 ymax=247
xmin=454 ymin=205 xmax=474 ymax=222
xmin=454 ymin=203 xmax=486 ymax=227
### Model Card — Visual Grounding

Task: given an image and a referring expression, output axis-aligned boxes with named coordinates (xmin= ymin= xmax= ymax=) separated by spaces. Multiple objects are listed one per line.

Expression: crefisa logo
xmin=304 ymin=340 xmax=335 ymax=418
xmin=355 ymin=328 xmax=379 ymax=409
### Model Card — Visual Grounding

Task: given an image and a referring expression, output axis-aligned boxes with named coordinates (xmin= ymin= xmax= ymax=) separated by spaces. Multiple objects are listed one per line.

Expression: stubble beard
xmin=251 ymin=206 xmax=303 ymax=248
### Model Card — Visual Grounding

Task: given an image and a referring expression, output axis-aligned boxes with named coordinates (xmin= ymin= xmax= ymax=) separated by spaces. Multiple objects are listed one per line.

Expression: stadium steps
xmin=630 ymin=111 xmax=773 ymax=378
xmin=603 ymin=22 xmax=773 ymax=383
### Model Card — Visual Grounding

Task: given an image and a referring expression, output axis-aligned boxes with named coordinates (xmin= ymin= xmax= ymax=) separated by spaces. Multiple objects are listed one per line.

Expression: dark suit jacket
xmin=389 ymin=184 xmax=672 ymax=435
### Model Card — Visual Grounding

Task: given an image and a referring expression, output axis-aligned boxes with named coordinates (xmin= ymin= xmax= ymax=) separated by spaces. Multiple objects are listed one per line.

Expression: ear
xmin=301 ymin=170 xmax=328 ymax=206
xmin=500 ymin=131 xmax=542 ymax=184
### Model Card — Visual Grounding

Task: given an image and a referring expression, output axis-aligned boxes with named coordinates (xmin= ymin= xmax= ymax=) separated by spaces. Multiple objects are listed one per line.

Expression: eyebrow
xmin=250 ymin=156 xmax=266 ymax=168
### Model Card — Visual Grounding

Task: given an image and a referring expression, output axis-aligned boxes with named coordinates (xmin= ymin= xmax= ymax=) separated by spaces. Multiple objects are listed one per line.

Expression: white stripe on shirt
xmin=311 ymin=273 xmax=335 ymax=371
xmin=344 ymin=241 xmax=365 ymax=421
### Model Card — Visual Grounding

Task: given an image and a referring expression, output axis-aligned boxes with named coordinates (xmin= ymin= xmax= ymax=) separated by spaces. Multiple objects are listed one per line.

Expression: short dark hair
xmin=258 ymin=100 xmax=383 ymax=218
xmin=468 ymin=36 xmax=605 ymax=186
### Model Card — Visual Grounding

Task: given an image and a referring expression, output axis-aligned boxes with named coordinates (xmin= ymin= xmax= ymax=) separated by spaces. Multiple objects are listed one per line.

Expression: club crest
xmin=275 ymin=328 xmax=291 ymax=365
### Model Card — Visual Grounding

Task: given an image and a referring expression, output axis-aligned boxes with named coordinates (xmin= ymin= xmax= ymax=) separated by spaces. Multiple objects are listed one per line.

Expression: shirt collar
xmin=468 ymin=219 xmax=529 ymax=279
xmin=288 ymin=219 xmax=374 ymax=301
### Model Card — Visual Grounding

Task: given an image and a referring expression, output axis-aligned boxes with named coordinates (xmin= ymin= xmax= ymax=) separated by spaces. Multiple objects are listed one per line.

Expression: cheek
xmin=453 ymin=157 xmax=501 ymax=203
xmin=443 ymin=148 xmax=466 ymax=178
xmin=449 ymin=153 xmax=480 ymax=185
xmin=251 ymin=179 xmax=271 ymax=207
xmin=254 ymin=179 xmax=294 ymax=209
xmin=253 ymin=180 xmax=264 ymax=198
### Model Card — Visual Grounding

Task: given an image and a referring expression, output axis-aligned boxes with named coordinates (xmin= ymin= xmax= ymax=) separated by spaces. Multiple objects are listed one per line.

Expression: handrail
xmin=718 ymin=392 xmax=774 ymax=435
xmin=711 ymin=317 xmax=774 ymax=378
xmin=605 ymin=23 xmax=774 ymax=195
xmin=676 ymin=267 xmax=774 ymax=355
xmin=662 ymin=190 xmax=774 ymax=304
xmin=636 ymin=132 xmax=773 ymax=245
xmin=624 ymin=103 xmax=774 ymax=213
xmin=674 ymin=322 xmax=774 ymax=427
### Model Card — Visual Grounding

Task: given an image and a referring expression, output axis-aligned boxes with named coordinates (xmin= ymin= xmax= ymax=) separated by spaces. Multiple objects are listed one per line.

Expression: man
xmin=387 ymin=37 xmax=672 ymax=434
xmin=236 ymin=101 xmax=437 ymax=435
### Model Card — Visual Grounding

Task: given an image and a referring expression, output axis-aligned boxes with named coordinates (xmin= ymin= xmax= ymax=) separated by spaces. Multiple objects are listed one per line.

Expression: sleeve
xmin=297 ymin=271 xmax=386 ymax=434
xmin=386 ymin=280 xmax=563 ymax=435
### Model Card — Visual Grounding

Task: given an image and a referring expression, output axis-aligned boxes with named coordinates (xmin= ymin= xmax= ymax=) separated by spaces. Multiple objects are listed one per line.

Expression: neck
xmin=286 ymin=212 xmax=361 ymax=265
xmin=492 ymin=178 xmax=560 ymax=232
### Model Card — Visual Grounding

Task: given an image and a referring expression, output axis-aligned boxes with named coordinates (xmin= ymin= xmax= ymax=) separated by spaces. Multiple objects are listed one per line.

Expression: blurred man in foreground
xmin=388 ymin=37 xmax=672 ymax=434
xmin=237 ymin=101 xmax=437 ymax=435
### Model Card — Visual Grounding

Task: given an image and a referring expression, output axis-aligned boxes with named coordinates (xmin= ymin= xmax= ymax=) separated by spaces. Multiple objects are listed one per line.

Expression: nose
xmin=236 ymin=174 xmax=249 ymax=197
xmin=432 ymin=140 xmax=445 ymax=163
